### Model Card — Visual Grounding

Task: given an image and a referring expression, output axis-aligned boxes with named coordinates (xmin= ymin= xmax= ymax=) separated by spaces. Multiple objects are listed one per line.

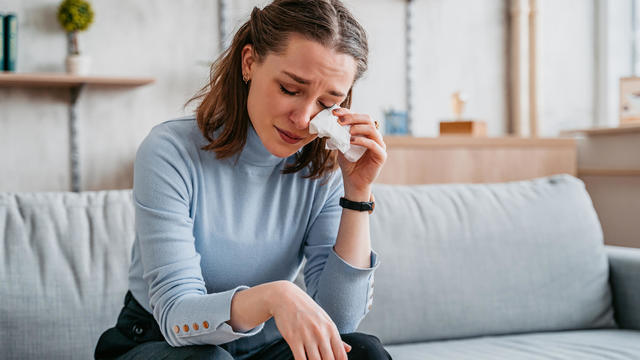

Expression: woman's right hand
xmin=269 ymin=280 xmax=351 ymax=360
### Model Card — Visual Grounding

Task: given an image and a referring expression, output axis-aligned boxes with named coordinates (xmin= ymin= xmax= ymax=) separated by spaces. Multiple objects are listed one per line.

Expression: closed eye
xmin=279 ymin=85 xmax=298 ymax=96
xmin=280 ymin=84 xmax=331 ymax=109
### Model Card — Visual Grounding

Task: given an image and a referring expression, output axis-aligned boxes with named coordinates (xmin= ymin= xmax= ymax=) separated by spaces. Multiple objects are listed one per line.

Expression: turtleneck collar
xmin=237 ymin=124 xmax=287 ymax=167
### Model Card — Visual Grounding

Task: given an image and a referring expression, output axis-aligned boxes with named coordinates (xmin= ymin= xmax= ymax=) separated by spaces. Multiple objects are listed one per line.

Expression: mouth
xmin=275 ymin=126 xmax=304 ymax=144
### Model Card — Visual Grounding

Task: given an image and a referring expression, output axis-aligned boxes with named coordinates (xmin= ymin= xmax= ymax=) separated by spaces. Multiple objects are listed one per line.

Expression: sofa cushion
xmin=0 ymin=190 xmax=134 ymax=360
xmin=359 ymin=174 xmax=615 ymax=344
xmin=384 ymin=329 xmax=640 ymax=359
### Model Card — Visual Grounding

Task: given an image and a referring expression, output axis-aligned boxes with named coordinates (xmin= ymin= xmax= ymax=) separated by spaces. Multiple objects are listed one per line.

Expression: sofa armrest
xmin=607 ymin=245 xmax=640 ymax=330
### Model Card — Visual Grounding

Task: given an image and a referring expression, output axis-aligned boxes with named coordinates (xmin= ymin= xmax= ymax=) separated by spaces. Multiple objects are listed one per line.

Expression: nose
xmin=289 ymin=102 xmax=321 ymax=130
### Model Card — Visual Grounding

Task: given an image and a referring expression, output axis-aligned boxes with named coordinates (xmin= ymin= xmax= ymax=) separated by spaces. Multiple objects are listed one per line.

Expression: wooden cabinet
xmin=377 ymin=136 xmax=576 ymax=185
xmin=561 ymin=124 xmax=640 ymax=248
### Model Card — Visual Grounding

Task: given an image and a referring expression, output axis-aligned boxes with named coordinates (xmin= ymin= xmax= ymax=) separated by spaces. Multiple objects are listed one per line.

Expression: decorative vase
xmin=65 ymin=54 xmax=91 ymax=75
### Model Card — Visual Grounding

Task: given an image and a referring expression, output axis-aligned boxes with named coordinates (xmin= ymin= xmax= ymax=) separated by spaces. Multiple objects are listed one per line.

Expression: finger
xmin=289 ymin=341 xmax=306 ymax=360
xmin=335 ymin=112 xmax=374 ymax=127
xmin=343 ymin=341 xmax=352 ymax=353
xmin=305 ymin=344 xmax=322 ymax=360
xmin=319 ymin=338 xmax=336 ymax=360
xmin=349 ymin=124 xmax=385 ymax=150
xmin=351 ymin=136 xmax=387 ymax=163
xmin=332 ymin=107 xmax=351 ymax=117
xmin=330 ymin=335 xmax=348 ymax=360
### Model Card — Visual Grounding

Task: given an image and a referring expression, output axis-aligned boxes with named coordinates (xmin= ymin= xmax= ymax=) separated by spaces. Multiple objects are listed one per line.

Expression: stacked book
xmin=1 ymin=13 xmax=17 ymax=71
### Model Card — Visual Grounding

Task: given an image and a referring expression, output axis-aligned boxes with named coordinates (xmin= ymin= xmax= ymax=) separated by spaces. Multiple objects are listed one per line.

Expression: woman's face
xmin=242 ymin=33 xmax=357 ymax=158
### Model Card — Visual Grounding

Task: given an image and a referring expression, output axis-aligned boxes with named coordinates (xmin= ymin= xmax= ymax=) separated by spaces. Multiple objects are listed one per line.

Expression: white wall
xmin=538 ymin=0 xmax=594 ymax=136
xmin=600 ymin=0 xmax=633 ymax=127
xmin=0 ymin=0 xmax=610 ymax=191
xmin=1 ymin=0 xmax=219 ymax=191
xmin=411 ymin=0 xmax=508 ymax=136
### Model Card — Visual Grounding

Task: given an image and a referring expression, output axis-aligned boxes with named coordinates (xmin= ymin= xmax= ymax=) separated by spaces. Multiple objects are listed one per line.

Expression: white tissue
xmin=309 ymin=105 xmax=367 ymax=162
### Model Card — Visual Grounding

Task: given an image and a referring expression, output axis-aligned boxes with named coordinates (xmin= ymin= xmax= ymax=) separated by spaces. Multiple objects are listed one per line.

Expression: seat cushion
xmin=0 ymin=190 xmax=134 ymax=360
xmin=359 ymin=175 xmax=615 ymax=344
xmin=385 ymin=329 xmax=640 ymax=359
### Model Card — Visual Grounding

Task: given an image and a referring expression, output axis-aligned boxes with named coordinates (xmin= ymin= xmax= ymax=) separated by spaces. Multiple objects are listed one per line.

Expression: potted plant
xmin=57 ymin=0 xmax=94 ymax=75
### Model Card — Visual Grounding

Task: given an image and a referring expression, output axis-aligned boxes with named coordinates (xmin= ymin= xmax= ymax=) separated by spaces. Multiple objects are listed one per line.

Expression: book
xmin=0 ymin=14 xmax=4 ymax=71
xmin=4 ymin=13 xmax=17 ymax=72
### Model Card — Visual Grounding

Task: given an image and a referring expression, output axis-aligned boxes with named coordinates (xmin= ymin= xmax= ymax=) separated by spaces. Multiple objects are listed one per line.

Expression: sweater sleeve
xmin=133 ymin=126 xmax=264 ymax=347
xmin=302 ymin=171 xmax=380 ymax=334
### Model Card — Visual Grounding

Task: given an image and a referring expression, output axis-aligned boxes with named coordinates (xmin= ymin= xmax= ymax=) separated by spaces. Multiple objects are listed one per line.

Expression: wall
xmin=0 ymin=0 xmax=219 ymax=191
xmin=1 ymin=0 xmax=598 ymax=191
xmin=538 ymin=0 xmax=595 ymax=136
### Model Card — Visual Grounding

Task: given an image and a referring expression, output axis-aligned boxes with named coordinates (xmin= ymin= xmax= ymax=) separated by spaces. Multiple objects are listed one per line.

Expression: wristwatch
xmin=339 ymin=193 xmax=375 ymax=214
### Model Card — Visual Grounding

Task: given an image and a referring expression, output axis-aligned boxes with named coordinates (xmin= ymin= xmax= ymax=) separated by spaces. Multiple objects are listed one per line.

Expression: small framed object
xmin=620 ymin=77 xmax=640 ymax=125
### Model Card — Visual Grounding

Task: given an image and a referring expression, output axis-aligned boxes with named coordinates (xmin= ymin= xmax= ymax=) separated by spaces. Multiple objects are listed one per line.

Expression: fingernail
xmin=333 ymin=108 xmax=343 ymax=114
xmin=350 ymin=136 xmax=355 ymax=142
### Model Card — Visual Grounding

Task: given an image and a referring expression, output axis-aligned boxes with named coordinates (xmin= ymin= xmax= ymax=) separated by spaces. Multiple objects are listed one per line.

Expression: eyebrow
xmin=282 ymin=71 xmax=346 ymax=98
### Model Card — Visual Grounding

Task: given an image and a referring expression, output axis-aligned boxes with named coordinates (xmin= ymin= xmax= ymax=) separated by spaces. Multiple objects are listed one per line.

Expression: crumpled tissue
xmin=309 ymin=105 xmax=367 ymax=162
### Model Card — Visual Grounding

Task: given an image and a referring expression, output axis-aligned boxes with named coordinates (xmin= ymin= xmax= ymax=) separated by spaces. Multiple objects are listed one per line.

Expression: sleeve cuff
xmin=217 ymin=286 xmax=265 ymax=337
xmin=329 ymin=248 xmax=380 ymax=272
xmin=314 ymin=248 xmax=380 ymax=332
xmin=166 ymin=285 xmax=265 ymax=346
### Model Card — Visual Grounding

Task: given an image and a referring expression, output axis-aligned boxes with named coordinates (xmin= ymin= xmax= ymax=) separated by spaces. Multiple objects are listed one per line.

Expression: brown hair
xmin=185 ymin=0 xmax=368 ymax=179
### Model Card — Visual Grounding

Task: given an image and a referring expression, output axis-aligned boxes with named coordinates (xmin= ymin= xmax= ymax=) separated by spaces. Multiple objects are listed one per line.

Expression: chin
xmin=265 ymin=137 xmax=301 ymax=158
xmin=270 ymin=146 xmax=297 ymax=158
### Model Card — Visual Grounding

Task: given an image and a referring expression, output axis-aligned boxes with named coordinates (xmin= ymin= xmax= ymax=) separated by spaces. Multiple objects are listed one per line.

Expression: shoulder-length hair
xmin=185 ymin=0 xmax=368 ymax=179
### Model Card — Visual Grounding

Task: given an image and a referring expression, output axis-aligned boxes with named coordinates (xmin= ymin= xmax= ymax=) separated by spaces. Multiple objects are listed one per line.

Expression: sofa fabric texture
xmin=358 ymin=174 xmax=615 ymax=344
xmin=0 ymin=190 xmax=135 ymax=360
xmin=384 ymin=329 xmax=640 ymax=359
xmin=1 ymin=174 xmax=636 ymax=359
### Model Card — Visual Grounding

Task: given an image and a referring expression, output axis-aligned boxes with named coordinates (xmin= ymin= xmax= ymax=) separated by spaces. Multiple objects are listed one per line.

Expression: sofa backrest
xmin=358 ymin=174 xmax=615 ymax=344
xmin=0 ymin=174 xmax=616 ymax=357
xmin=0 ymin=190 xmax=134 ymax=360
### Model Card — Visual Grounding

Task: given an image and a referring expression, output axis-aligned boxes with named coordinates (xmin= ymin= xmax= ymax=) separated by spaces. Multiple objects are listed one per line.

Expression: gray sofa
xmin=1 ymin=174 xmax=639 ymax=359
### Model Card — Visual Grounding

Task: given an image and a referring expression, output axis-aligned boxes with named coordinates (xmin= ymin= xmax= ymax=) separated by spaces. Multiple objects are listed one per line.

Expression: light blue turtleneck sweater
xmin=128 ymin=116 xmax=379 ymax=358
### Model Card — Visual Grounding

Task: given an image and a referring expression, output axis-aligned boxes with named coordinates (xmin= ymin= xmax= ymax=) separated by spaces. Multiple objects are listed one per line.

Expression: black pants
xmin=95 ymin=291 xmax=392 ymax=360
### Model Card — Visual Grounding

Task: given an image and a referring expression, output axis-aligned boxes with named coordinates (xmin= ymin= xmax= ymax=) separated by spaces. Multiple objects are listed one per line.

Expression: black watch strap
xmin=339 ymin=194 xmax=375 ymax=214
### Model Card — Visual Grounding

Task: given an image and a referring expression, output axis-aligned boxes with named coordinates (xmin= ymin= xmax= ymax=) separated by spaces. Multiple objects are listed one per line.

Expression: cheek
xmin=249 ymin=84 xmax=291 ymax=120
xmin=272 ymin=97 xmax=293 ymax=116
xmin=247 ymin=83 xmax=271 ymax=124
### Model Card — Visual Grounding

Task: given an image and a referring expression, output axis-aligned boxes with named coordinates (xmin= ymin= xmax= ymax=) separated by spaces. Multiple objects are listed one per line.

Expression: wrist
xmin=265 ymin=280 xmax=293 ymax=316
xmin=343 ymin=185 xmax=372 ymax=202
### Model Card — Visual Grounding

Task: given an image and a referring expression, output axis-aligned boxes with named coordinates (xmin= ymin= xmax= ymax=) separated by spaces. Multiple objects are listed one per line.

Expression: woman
xmin=95 ymin=0 xmax=390 ymax=359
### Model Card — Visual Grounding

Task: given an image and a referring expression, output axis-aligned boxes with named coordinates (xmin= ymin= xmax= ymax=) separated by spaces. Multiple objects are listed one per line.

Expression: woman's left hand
xmin=332 ymin=108 xmax=387 ymax=198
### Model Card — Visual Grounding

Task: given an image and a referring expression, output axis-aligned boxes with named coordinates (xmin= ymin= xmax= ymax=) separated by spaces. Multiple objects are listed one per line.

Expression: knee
xmin=341 ymin=332 xmax=390 ymax=360
xmin=182 ymin=345 xmax=234 ymax=360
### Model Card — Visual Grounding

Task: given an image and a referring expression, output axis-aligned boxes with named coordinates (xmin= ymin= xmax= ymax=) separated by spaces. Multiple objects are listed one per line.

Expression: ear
xmin=241 ymin=44 xmax=256 ymax=80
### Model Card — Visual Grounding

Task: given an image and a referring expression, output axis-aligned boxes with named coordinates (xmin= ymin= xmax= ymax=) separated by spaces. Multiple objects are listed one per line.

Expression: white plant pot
xmin=65 ymin=54 xmax=91 ymax=75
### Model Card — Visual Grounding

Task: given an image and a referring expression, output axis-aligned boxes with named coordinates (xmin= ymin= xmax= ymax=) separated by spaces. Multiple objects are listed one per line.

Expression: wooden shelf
xmin=560 ymin=123 xmax=640 ymax=136
xmin=1 ymin=71 xmax=155 ymax=192
xmin=0 ymin=72 xmax=155 ymax=87
xmin=383 ymin=136 xmax=575 ymax=148
xmin=378 ymin=136 xmax=577 ymax=184
xmin=578 ymin=169 xmax=640 ymax=177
